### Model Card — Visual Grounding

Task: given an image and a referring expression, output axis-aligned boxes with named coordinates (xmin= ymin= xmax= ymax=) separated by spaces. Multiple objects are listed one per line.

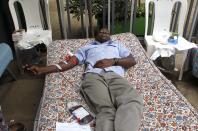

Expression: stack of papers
xmin=56 ymin=122 xmax=92 ymax=131
xmin=173 ymin=37 xmax=197 ymax=51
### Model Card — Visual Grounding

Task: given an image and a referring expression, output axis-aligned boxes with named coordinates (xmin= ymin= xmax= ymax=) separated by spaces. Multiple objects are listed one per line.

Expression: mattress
xmin=36 ymin=33 xmax=198 ymax=130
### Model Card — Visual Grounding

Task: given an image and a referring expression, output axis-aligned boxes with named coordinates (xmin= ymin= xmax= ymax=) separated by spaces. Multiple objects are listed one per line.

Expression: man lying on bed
xmin=27 ymin=28 xmax=143 ymax=131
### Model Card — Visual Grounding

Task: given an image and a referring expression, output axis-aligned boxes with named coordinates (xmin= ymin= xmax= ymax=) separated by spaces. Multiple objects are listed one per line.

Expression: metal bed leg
xmin=178 ymin=50 xmax=188 ymax=80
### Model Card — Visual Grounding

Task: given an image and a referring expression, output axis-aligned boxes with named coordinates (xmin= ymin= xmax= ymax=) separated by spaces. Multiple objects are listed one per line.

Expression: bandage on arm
xmin=40 ymin=56 xmax=78 ymax=74
xmin=56 ymin=56 xmax=79 ymax=72
xmin=52 ymin=64 xmax=62 ymax=71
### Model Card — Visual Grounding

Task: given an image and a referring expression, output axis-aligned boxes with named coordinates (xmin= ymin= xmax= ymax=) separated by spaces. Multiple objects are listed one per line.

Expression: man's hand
xmin=28 ymin=66 xmax=45 ymax=75
xmin=93 ymin=54 xmax=136 ymax=69
xmin=23 ymin=56 xmax=79 ymax=75
xmin=93 ymin=59 xmax=114 ymax=69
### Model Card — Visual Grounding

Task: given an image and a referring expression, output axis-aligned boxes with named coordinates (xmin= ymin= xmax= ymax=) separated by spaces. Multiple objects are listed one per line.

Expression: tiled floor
xmin=175 ymin=73 xmax=198 ymax=110
xmin=0 ymin=61 xmax=45 ymax=130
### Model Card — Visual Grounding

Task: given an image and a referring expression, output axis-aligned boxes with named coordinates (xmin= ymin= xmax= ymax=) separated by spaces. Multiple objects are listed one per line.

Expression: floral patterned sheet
xmin=36 ymin=33 xmax=198 ymax=130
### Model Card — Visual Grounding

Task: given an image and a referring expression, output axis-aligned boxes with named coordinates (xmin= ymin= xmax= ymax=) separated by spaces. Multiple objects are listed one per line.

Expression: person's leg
xmin=106 ymin=72 xmax=143 ymax=131
xmin=80 ymin=73 xmax=116 ymax=131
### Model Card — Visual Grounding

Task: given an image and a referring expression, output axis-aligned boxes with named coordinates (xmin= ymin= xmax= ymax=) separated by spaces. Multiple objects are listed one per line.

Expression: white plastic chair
xmin=9 ymin=0 xmax=52 ymax=49
xmin=144 ymin=0 xmax=190 ymax=80
xmin=9 ymin=0 xmax=51 ymax=32
xmin=9 ymin=0 xmax=52 ymax=74
xmin=145 ymin=0 xmax=188 ymax=57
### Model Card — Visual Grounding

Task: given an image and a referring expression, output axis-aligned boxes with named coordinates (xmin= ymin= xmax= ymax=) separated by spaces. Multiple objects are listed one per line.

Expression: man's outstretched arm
xmin=93 ymin=54 xmax=136 ymax=69
xmin=27 ymin=56 xmax=79 ymax=75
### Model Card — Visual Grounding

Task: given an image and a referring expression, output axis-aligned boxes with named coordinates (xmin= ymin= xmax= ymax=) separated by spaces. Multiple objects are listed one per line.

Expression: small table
xmin=145 ymin=36 xmax=197 ymax=80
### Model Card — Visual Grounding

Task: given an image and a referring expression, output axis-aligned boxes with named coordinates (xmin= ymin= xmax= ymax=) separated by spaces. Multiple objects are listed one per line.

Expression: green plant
xmin=169 ymin=32 xmax=178 ymax=39
xmin=172 ymin=32 xmax=179 ymax=36
xmin=136 ymin=4 xmax=145 ymax=17
xmin=66 ymin=0 xmax=131 ymax=21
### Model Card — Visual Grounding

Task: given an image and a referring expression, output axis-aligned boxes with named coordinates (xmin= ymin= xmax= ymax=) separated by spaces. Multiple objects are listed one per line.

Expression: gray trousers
xmin=80 ymin=72 xmax=143 ymax=131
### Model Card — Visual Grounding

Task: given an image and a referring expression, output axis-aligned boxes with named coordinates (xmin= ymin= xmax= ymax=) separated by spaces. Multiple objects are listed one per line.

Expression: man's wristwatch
xmin=113 ymin=58 xmax=119 ymax=65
